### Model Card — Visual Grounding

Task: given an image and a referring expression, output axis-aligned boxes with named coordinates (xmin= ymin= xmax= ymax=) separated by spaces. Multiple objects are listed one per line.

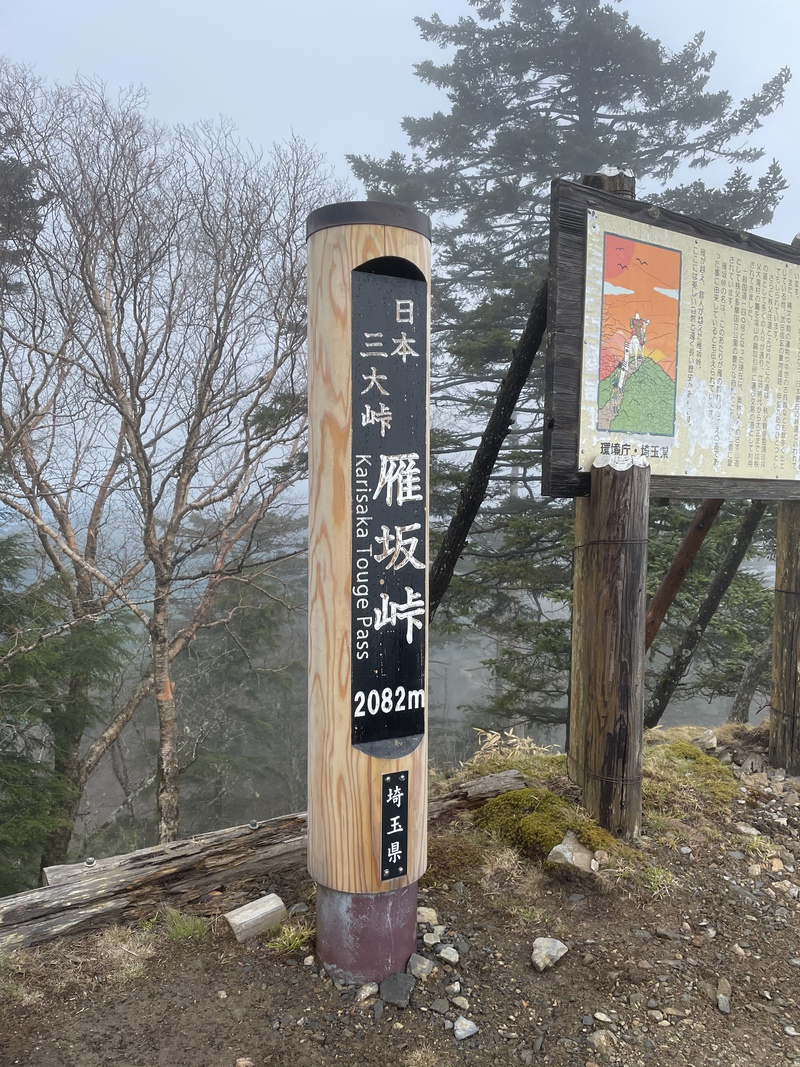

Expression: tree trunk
xmin=729 ymin=637 xmax=772 ymax=724
xmin=645 ymin=499 xmax=724 ymax=651
xmin=38 ymin=676 xmax=93 ymax=874
xmin=644 ymin=500 xmax=767 ymax=729
xmin=152 ymin=602 xmax=180 ymax=842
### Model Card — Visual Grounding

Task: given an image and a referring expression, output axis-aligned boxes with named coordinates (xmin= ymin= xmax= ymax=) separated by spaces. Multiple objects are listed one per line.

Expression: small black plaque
xmin=380 ymin=771 xmax=410 ymax=881
xmin=351 ymin=270 xmax=428 ymax=747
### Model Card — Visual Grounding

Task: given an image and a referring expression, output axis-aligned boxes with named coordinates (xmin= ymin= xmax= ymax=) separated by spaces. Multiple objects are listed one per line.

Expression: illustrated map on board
xmin=597 ymin=233 xmax=680 ymax=438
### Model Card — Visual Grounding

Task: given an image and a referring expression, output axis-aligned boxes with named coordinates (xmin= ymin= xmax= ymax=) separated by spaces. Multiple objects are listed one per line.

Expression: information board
xmin=543 ymin=180 xmax=800 ymax=498
xmin=350 ymin=270 xmax=427 ymax=749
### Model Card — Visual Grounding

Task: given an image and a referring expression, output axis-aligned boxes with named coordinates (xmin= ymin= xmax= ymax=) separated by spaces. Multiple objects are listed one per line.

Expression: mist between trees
xmin=0 ymin=63 xmax=351 ymax=893
xmin=0 ymin=0 xmax=792 ymax=894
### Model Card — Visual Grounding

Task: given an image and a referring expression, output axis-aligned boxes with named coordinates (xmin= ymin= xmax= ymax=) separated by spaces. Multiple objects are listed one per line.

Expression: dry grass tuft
xmin=0 ymin=922 xmax=159 ymax=1006
xmin=0 ymin=951 xmax=45 ymax=1006
xmin=95 ymin=925 xmax=157 ymax=982
xmin=480 ymin=846 xmax=525 ymax=893
xmin=404 ymin=1046 xmax=450 ymax=1067
xmin=467 ymin=729 xmax=568 ymax=780
xmin=421 ymin=825 xmax=487 ymax=889
xmin=264 ymin=919 xmax=315 ymax=956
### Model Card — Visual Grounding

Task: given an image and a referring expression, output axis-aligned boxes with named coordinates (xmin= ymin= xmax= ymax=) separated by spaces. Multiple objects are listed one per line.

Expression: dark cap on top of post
xmin=306 ymin=201 xmax=431 ymax=241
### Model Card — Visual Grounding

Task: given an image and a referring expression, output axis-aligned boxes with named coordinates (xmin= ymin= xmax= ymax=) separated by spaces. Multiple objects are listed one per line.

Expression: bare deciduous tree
xmin=0 ymin=65 xmax=338 ymax=847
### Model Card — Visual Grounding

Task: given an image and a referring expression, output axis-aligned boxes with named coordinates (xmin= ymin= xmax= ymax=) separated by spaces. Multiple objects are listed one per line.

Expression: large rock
xmin=454 ymin=1016 xmax=479 ymax=1040
xmin=407 ymin=953 xmax=435 ymax=979
xmin=416 ymin=906 xmax=438 ymax=925
xmin=587 ymin=1030 xmax=618 ymax=1056
xmin=546 ymin=831 xmax=599 ymax=876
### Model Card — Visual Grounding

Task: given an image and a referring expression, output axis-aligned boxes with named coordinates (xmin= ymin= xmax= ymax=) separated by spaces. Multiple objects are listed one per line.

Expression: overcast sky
xmin=2 ymin=0 xmax=798 ymax=241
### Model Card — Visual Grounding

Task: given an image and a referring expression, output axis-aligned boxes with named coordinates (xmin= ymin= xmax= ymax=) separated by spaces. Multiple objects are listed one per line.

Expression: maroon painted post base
xmin=315 ymin=882 xmax=418 ymax=984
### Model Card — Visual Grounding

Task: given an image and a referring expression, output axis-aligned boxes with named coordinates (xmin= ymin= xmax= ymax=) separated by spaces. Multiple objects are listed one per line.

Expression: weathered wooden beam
xmin=570 ymin=456 xmax=649 ymax=841
xmin=1 ymin=814 xmax=307 ymax=955
xmin=645 ymin=498 xmax=724 ymax=651
xmin=0 ymin=771 xmax=525 ymax=954
xmin=771 ymin=501 xmax=800 ymax=772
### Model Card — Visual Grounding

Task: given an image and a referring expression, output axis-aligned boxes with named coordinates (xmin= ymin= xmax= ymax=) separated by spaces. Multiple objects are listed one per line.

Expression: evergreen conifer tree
xmin=349 ymin=0 xmax=789 ymax=729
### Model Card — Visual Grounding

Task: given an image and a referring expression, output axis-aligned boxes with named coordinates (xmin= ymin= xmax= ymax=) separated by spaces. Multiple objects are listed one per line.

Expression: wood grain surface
xmin=307 ymin=222 xmax=430 ymax=893
xmin=771 ymin=501 xmax=800 ymax=774
xmin=569 ymin=457 xmax=649 ymax=840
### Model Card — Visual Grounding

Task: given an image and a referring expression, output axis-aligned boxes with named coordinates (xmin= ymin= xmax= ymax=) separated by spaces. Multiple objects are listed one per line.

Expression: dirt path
xmin=3 ymin=726 xmax=800 ymax=1067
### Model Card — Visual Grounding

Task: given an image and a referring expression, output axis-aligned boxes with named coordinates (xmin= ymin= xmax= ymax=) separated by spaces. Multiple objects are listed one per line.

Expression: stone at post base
xmin=315 ymin=882 xmax=418 ymax=984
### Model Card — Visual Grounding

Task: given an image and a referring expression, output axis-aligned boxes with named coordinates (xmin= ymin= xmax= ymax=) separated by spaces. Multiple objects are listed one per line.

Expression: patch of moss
xmin=474 ymin=787 xmax=615 ymax=861
xmin=422 ymin=829 xmax=487 ymax=887
xmin=666 ymin=740 xmax=714 ymax=763
xmin=643 ymin=740 xmax=737 ymax=819
xmin=575 ymin=821 xmax=618 ymax=854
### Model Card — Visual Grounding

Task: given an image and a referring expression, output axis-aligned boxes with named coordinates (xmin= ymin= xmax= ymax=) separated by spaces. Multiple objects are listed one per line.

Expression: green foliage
xmin=167 ymin=522 xmax=309 ymax=835
xmin=0 ymin=758 xmax=75 ymax=895
xmin=161 ymin=908 xmax=211 ymax=944
xmin=0 ymin=530 xmax=130 ymax=892
xmin=350 ymin=0 xmax=788 ymax=729
xmin=350 ymin=0 xmax=789 ymax=323
xmin=0 ymin=150 xmax=46 ymax=293
xmin=646 ymin=502 xmax=774 ymax=707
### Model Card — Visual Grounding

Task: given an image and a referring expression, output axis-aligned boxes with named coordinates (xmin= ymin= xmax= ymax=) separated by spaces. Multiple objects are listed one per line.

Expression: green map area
xmin=598 ymin=357 xmax=676 ymax=436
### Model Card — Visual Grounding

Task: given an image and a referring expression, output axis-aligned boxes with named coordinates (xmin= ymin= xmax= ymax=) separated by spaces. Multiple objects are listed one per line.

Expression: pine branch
xmin=428 ymin=280 xmax=548 ymax=619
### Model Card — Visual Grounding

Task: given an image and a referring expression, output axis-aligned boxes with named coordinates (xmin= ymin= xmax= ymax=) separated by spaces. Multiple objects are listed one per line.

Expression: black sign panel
xmin=351 ymin=269 xmax=427 ymax=748
xmin=380 ymin=770 xmax=410 ymax=881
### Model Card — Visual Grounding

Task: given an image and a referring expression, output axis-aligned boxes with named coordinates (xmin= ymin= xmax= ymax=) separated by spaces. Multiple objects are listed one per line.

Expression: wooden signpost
xmin=306 ymin=202 xmax=431 ymax=983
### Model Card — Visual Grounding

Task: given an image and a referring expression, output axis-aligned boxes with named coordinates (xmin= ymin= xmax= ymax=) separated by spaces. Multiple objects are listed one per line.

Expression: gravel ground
xmin=3 ymin=725 xmax=800 ymax=1067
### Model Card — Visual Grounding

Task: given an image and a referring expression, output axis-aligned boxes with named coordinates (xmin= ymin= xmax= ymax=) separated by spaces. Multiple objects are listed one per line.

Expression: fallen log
xmin=0 ymin=814 xmax=307 ymax=955
xmin=0 ymin=770 xmax=525 ymax=954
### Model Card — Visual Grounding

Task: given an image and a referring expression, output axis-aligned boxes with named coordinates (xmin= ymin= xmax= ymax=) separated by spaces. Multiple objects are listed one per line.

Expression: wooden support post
xmin=306 ymin=202 xmax=431 ymax=983
xmin=770 ymin=501 xmax=800 ymax=773
xmin=569 ymin=456 xmax=649 ymax=840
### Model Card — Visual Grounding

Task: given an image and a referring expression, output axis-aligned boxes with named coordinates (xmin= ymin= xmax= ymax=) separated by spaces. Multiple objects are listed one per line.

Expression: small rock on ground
xmin=531 ymin=937 xmax=569 ymax=972
xmin=454 ymin=1016 xmax=479 ymax=1040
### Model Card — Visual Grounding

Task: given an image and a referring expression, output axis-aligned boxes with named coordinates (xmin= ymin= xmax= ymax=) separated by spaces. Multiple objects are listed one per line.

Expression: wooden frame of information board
xmin=543 ymin=179 xmax=800 ymax=499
